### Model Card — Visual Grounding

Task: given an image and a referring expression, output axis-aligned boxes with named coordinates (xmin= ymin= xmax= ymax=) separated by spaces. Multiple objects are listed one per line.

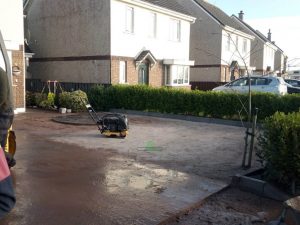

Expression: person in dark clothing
xmin=0 ymin=67 xmax=15 ymax=218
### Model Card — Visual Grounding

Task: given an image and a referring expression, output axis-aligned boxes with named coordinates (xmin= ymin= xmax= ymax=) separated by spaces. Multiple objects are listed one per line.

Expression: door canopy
xmin=135 ymin=50 xmax=157 ymax=69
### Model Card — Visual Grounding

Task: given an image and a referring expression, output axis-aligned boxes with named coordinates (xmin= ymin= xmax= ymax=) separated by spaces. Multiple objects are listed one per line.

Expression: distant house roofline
xmin=192 ymin=0 xmax=251 ymax=36
xmin=232 ymin=14 xmax=283 ymax=53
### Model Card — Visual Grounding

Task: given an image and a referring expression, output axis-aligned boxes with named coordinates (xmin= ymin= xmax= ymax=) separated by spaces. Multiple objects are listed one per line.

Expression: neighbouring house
xmin=26 ymin=0 xmax=196 ymax=89
xmin=274 ymin=43 xmax=287 ymax=76
xmin=0 ymin=0 xmax=26 ymax=113
xmin=232 ymin=13 xmax=281 ymax=75
xmin=175 ymin=0 xmax=255 ymax=82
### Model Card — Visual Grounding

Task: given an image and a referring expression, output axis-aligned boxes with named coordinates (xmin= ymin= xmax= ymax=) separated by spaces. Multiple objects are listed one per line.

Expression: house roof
xmin=232 ymin=15 xmax=282 ymax=52
xmin=141 ymin=0 xmax=192 ymax=16
xmin=192 ymin=0 xmax=251 ymax=35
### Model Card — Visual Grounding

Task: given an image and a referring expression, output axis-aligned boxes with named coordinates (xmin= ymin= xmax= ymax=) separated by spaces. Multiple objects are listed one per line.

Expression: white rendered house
xmin=26 ymin=0 xmax=196 ymax=88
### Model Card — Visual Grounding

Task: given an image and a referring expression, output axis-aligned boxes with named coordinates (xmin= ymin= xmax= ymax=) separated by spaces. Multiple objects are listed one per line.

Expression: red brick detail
xmin=111 ymin=56 xmax=164 ymax=87
xmin=11 ymin=48 xmax=25 ymax=109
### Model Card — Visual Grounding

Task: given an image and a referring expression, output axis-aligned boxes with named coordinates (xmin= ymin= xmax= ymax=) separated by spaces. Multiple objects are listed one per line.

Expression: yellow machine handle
xmin=4 ymin=127 xmax=16 ymax=156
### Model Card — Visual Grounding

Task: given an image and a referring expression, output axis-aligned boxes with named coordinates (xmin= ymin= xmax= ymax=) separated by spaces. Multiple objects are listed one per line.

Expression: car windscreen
xmin=277 ymin=77 xmax=286 ymax=84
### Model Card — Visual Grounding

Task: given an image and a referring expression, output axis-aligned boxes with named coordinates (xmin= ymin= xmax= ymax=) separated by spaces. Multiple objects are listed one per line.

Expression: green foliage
xmin=257 ymin=112 xmax=300 ymax=188
xmin=59 ymin=92 xmax=72 ymax=109
xmin=47 ymin=92 xmax=55 ymax=105
xmin=59 ymin=90 xmax=88 ymax=112
xmin=88 ymin=85 xmax=300 ymax=120
xmin=26 ymin=92 xmax=47 ymax=107
xmin=69 ymin=90 xmax=88 ymax=112
xmin=25 ymin=91 xmax=36 ymax=106
xmin=35 ymin=92 xmax=47 ymax=106
xmin=38 ymin=92 xmax=56 ymax=110
xmin=39 ymin=99 xmax=54 ymax=110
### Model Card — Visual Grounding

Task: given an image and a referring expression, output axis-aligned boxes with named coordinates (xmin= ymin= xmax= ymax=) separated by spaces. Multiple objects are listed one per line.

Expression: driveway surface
xmin=0 ymin=109 xmax=258 ymax=225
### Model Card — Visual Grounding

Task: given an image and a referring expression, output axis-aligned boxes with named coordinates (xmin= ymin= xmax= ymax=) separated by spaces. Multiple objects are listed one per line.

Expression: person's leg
xmin=0 ymin=132 xmax=8 ymax=149
xmin=0 ymin=132 xmax=15 ymax=168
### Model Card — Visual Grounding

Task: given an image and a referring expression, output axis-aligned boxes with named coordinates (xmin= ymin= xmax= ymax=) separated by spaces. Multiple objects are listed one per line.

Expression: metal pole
xmin=247 ymin=108 xmax=258 ymax=168
xmin=242 ymin=71 xmax=252 ymax=168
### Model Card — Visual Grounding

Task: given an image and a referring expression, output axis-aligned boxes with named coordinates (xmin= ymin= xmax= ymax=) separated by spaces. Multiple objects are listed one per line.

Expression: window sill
xmin=165 ymin=84 xmax=191 ymax=87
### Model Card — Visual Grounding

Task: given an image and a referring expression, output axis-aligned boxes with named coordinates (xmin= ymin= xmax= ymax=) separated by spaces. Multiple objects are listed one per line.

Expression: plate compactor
xmin=85 ymin=103 xmax=129 ymax=138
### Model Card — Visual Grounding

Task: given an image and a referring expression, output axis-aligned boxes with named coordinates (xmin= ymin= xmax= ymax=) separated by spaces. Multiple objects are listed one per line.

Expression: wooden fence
xmin=26 ymin=79 xmax=109 ymax=93
xmin=190 ymin=81 xmax=227 ymax=91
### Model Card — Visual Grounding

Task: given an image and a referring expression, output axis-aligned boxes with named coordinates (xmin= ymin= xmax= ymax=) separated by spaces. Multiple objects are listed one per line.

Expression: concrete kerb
xmin=52 ymin=108 xmax=259 ymax=128
xmin=231 ymin=174 xmax=300 ymax=224
xmin=157 ymin=186 xmax=232 ymax=225
xmin=231 ymin=174 xmax=291 ymax=202
xmin=110 ymin=108 xmax=256 ymax=128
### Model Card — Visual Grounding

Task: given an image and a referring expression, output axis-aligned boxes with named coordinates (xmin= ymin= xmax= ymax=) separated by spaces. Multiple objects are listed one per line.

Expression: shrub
xmin=69 ymin=90 xmax=88 ymax=112
xmin=33 ymin=92 xmax=47 ymax=106
xmin=26 ymin=91 xmax=57 ymax=108
xmin=59 ymin=92 xmax=72 ymax=109
xmin=38 ymin=92 xmax=56 ymax=110
xmin=26 ymin=91 xmax=36 ymax=107
xmin=59 ymin=90 xmax=88 ymax=112
xmin=257 ymin=111 xmax=300 ymax=192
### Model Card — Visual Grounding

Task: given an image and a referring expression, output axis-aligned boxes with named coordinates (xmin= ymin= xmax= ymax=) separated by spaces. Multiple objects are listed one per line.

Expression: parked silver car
xmin=212 ymin=76 xmax=288 ymax=95
xmin=284 ymin=79 xmax=300 ymax=87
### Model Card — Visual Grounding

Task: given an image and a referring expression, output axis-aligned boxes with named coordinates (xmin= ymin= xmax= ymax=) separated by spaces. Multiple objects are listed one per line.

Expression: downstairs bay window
xmin=165 ymin=65 xmax=190 ymax=86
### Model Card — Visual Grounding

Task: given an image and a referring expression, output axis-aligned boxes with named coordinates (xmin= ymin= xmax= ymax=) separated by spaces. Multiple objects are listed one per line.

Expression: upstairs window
xmin=226 ymin=34 xmax=231 ymax=51
xmin=148 ymin=12 xmax=157 ymax=38
xmin=169 ymin=18 xmax=181 ymax=42
xmin=125 ymin=6 xmax=134 ymax=33
xmin=235 ymin=36 xmax=239 ymax=50
xmin=243 ymin=39 xmax=247 ymax=53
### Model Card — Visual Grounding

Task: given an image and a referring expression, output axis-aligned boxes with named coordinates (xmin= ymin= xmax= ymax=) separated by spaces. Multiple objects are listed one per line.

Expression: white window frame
xmin=148 ymin=12 xmax=157 ymax=38
xmin=119 ymin=61 xmax=127 ymax=84
xmin=165 ymin=65 xmax=189 ymax=86
xmin=125 ymin=6 xmax=134 ymax=33
xmin=169 ymin=18 xmax=181 ymax=42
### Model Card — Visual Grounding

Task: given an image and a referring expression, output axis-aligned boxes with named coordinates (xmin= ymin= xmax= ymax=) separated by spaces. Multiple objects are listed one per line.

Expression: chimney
xmin=268 ymin=29 xmax=272 ymax=41
xmin=238 ymin=10 xmax=244 ymax=20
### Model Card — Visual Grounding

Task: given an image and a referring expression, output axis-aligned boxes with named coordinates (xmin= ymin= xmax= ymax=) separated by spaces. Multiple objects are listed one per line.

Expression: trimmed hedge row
xmin=88 ymin=85 xmax=300 ymax=120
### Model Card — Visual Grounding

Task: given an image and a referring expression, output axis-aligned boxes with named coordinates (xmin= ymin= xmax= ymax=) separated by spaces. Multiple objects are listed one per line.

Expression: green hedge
xmin=257 ymin=112 xmax=300 ymax=191
xmin=87 ymin=85 xmax=300 ymax=120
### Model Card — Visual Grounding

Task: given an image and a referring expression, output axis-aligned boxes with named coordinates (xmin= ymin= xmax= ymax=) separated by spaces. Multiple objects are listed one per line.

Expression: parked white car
xmin=212 ymin=76 xmax=288 ymax=95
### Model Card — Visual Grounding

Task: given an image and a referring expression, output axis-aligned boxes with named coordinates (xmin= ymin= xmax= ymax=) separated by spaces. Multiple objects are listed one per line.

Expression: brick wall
xmin=110 ymin=57 xmax=191 ymax=90
xmin=11 ymin=45 xmax=25 ymax=109
xmin=111 ymin=56 xmax=164 ymax=87
xmin=149 ymin=61 xmax=163 ymax=87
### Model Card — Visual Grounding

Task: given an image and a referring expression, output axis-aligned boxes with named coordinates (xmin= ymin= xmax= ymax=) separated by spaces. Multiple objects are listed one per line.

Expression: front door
xmin=138 ymin=63 xmax=149 ymax=85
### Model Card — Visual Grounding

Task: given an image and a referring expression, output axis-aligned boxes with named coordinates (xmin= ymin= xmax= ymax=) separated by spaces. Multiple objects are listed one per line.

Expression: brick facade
xmin=11 ymin=45 xmax=25 ymax=110
xmin=111 ymin=56 xmax=164 ymax=87
xmin=110 ymin=56 xmax=191 ymax=90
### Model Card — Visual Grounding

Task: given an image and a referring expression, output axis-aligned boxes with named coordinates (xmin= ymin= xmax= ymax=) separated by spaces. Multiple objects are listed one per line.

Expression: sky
xmin=208 ymin=0 xmax=300 ymax=70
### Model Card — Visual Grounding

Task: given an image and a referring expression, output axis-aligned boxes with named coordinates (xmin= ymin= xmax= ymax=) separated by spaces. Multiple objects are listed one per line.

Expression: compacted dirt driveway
xmin=0 ymin=109 xmax=281 ymax=225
